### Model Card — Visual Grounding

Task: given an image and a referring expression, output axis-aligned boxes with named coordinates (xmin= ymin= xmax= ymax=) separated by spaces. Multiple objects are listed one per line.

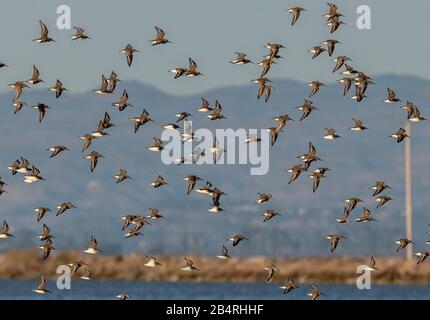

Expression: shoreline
xmin=0 ymin=250 xmax=429 ymax=285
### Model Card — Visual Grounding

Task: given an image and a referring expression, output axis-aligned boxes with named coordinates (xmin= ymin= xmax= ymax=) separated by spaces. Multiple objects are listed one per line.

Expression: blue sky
xmin=0 ymin=1 xmax=429 ymax=256
xmin=1 ymin=0 xmax=429 ymax=95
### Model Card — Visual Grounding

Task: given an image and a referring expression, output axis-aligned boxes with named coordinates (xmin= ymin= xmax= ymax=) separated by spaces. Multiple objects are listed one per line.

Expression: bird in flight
xmin=325 ymin=234 xmax=346 ymax=252
xmin=287 ymin=7 xmax=307 ymax=26
xmin=150 ymin=26 xmax=171 ymax=45
xmin=33 ymin=276 xmax=50 ymax=294
xmin=33 ymin=20 xmax=55 ymax=43
xmin=71 ymin=26 xmax=91 ymax=40
xmin=120 ymin=44 xmax=139 ymax=67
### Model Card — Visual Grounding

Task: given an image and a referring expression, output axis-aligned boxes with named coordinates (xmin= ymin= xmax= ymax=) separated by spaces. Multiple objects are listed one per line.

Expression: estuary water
xmin=0 ymin=280 xmax=428 ymax=300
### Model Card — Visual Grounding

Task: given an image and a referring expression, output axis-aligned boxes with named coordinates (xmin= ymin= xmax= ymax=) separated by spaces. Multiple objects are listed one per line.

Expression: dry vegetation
xmin=0 ymin=250 xmax=429 ymax=284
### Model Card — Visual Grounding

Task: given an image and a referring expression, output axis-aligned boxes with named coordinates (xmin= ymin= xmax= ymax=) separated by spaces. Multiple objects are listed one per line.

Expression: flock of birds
xmin=0 ymin=3 xmax=428 ymax=300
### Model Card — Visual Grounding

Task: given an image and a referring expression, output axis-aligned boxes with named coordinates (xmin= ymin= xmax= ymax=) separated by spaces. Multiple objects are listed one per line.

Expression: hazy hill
xmin=0 ymin=75 xmax=428 ymax=257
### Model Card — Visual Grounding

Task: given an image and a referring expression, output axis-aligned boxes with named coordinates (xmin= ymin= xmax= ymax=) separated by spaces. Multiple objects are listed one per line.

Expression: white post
xmin=405 ymin=121 xmax=413 ymax=261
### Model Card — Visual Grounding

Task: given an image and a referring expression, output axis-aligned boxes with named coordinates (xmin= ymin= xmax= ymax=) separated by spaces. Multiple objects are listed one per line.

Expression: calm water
xmin=0 ymin=280 xmax=428 ymax=300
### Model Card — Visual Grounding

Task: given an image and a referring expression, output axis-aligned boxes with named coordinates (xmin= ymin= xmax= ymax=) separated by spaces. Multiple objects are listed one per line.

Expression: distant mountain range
xmin=0 ymin=75 xmax=428 ymax=257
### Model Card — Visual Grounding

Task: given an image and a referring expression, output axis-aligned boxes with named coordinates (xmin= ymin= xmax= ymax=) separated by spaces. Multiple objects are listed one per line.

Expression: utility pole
xmin=405 ymin=121 xmax=413 ymax=260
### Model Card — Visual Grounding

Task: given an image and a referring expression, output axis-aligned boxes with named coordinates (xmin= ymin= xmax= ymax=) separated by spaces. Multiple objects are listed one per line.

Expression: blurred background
xmin=0 ymin=0 xmax=429 ymax=259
